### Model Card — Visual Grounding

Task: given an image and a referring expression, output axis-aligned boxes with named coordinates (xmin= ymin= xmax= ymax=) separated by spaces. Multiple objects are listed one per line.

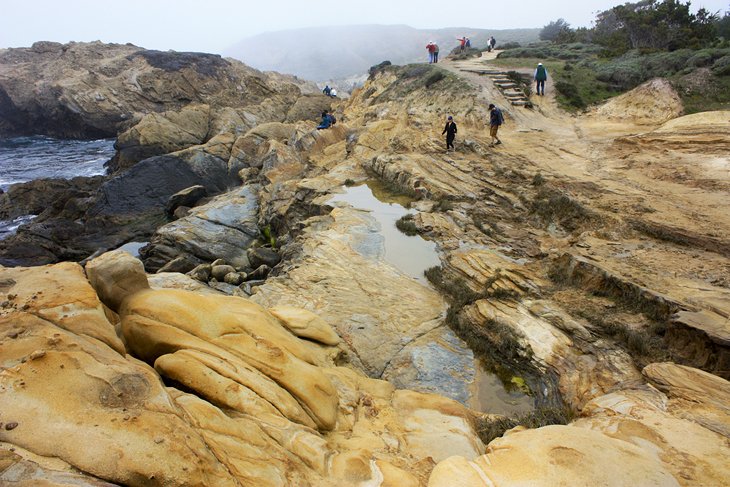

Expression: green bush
xmin=424 ymin=70 xmax=446 ymax=87
xmin=688 ymin=50 xmax=715 ymax=67
xmin=713 ymin=55 xmax=730 ymax=75
xmin=395 ymin=214 xmax=419 ymax=236
xmin=498 ymin=42 xmax=604 ymax=60
xmin=499 ymin=41 xmax=521 ymax=50
xmin=554 ymin=80 xmax=586 ymax=109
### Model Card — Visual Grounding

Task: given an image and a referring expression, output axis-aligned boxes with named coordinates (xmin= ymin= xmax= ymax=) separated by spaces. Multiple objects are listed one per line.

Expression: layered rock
xmin=0 ymin=252 xmax=486 ymax=485
xmin=0 ymin=41 xmax=333 ymax=267
xmin=0 ymin=41 xmax=310 ymax=139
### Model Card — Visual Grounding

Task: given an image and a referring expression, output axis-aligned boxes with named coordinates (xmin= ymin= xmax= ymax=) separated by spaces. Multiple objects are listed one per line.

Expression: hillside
xmin=224 ymin=24 xmax=539 ymax=81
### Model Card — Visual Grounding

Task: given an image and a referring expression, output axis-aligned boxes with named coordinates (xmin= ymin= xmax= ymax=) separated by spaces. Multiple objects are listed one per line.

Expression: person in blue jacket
xmin=317 ymin=110 xmax=332 ymax=130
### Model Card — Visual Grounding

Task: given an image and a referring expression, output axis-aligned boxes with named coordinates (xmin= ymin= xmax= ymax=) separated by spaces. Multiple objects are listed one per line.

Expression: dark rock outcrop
xmin=0 ymin=41 xmax=304 ymax=139
xmin=0 ymin=42 xmax=321 ymax=267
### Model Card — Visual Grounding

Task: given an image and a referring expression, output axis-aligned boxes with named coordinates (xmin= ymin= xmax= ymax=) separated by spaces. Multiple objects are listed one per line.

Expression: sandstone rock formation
xmin=0 ymin=252 xmax=486 ymax=485
xmin=2 ymin=42 xmax=729 ymax=487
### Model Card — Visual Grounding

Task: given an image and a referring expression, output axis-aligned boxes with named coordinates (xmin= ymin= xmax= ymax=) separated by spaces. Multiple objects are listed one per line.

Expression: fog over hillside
xmin=224 ymin=24 xmax=539 ymax=81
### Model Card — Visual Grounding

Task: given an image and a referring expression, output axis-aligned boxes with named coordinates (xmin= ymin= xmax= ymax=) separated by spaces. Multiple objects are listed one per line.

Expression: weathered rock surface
xmin=0 ymin=254 xmax=486 ymax=485
xmin=3 ymin=44 xmax=730 ymax=487
xmin=430 ymin=425 xmax=680 ymax=486
xmin=0 ymin=41 xmax=326 ymax=267
xmin=141 ymin=184 xmax=261 ymax=272
xmin=0 ymin=41 xmax=303 ymax=139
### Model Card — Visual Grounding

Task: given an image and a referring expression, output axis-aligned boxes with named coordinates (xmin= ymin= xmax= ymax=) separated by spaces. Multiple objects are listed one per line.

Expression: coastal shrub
xmin=498 ymin=42 xmax=604 ymax=61
xmin=531 ymin=187 xmax=596 ymax=232
xmin=499 ymin=42 xmax=521 ymax=50
xmin=688 ymin=50 xmax=714 ymax=67
xmin=395 ymin=214 xmax=419 ymax=236
xmin=367 ymin=60 xmax=392 ymax=79
xmin=424 ymin=70 xmax=446 ymax=87
xmin=554 ymin=80 xmax=586 ymax=109
xmin=713 ymin=55 xmax=730 ymax=75
xmin=476 ymin=405 xmax=575 ymax=445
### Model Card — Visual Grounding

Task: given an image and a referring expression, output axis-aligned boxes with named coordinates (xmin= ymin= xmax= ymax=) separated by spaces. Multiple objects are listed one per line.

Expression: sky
xmin=1 ymin=0 xmax=728 ymax=54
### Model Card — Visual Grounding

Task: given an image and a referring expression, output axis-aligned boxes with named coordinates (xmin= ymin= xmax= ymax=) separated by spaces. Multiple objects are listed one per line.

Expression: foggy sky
xmin=1 ymin=0 xmax=728 ymax=53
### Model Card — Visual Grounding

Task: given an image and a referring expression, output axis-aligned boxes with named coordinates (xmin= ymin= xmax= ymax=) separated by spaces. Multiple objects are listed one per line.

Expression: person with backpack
xmin=442 ymin=115 xmax=457 ymax=152
xmin=534 ymin=63 xmax=548 ymax=96
xmin=490 ymin=37 xmax=497 ymax=51
xmin=488 ymin=104 xmax=503 ymax=146
xmin=317 ymin=110 xmax=332 ymax=130
xmin=433 ymin=43 xmax=440 ymax=63
xmin=322 ymin=85 xmax=331 ymax=96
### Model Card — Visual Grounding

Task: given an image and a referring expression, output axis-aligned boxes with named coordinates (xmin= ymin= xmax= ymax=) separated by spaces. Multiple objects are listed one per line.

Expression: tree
xmin=540 ymin=19 xmax=572 ymax=42
xmin=713 ymin=8 xmax=730 ymax=39
xmin=592 ymin=0 xmax=719 ymax=52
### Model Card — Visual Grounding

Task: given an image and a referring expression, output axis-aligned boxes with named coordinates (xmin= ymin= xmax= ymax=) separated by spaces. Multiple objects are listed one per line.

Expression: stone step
xmin=511 ymin=100 xmax=531 ymax=106
xmin=464 ymin=69 xmax=504 ymax=75
xmin=494 ymin=82 xmax=518 ymax=89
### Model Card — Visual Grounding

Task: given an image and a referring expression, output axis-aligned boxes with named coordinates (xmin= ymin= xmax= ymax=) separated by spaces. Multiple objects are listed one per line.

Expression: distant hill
xmin=224 ymin=24 xmax=540 ymax=81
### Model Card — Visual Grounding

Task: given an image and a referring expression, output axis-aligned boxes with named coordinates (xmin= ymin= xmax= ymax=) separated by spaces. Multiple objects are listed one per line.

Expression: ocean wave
xmin=0 ymin=214 xmax=37 ymax=240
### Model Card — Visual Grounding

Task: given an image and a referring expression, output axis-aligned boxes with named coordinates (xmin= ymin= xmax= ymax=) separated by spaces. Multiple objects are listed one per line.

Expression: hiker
xmin=330 ymin=87 xmax=337 ymax=98
xmin=442 ymin=115 xmax=457 ymax=152
xmin=490 ymin=36 xmax=496 ymax=51
xmin=317 ymin=110 xmax=332 ymax=130
xmin=433 ymin=43 xmax=439 ymax=63
xmin=534 ymin=63 xmax=548 ymax=96
xmin=322 ymin=85 xmax=331 ymax=96
xmin=488 ymin=104 xmax=504 ymax=146
xmin=465 ymin=37 xmax=471 ymax=48
xmin=458 ymin=37 xmax=466 ymax=51
xmin=426 ymin=42 xmax=435 ymax=63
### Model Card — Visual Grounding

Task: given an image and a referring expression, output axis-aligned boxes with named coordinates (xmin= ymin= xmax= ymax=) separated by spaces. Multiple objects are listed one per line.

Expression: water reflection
xmin=328 ymin=181 xmax=440 ymax=285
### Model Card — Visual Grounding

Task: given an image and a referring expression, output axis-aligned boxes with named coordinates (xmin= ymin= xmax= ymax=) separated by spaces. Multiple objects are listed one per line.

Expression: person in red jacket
xmin=426 ymin=42 xmax=435 ymax=63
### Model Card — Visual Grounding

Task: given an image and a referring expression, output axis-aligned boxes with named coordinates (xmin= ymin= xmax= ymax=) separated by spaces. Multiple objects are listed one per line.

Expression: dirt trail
xmin=442 ymin=52 xmax=730 ymax=245
xmin=435 ymin=52 xmax=730 ymax=377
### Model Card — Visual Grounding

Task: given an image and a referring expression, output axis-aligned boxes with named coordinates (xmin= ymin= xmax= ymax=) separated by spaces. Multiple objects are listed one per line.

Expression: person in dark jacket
xmin=317 ymin=110 xmax=332 ymax=130
xmin=534 ymin=63 xmax=548 ymax=96
xmin=442 ymin=115 xmax=457 ymax=152
xmin=488 ymin=104 xmax=503 ymax=146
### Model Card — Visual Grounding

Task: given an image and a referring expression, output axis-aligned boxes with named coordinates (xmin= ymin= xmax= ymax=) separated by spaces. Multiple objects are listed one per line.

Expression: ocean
xmin=0 ymin=136 xmax=116 ymax=238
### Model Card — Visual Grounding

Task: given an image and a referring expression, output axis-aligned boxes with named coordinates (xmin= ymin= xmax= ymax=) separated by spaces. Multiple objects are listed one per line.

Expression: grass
xmin=372 ymin=64 xmax=475 ymax=103
xmin=475 ymin=405 xmax=575 ymax=445
xmin=492 ymin=45 xmax=730 ymax=112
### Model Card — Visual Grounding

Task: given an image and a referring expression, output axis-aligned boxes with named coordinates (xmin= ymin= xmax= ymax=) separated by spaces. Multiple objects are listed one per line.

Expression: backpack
xmin=536 ymin=65 xmax=547 ymax=81
xmin=329 ymin=114 xmax=337 ymax=125
xmin=496 ymin=108 xmax=504 ymax=125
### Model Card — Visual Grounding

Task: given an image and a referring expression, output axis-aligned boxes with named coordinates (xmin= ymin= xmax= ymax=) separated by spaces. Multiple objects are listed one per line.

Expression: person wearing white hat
xmin=534 ymin=62 xmax=548 ymax=96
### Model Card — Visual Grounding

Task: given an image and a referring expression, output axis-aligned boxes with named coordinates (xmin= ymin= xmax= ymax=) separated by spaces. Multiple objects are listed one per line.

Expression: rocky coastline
xmin=0 ymin=43 xmax=728 ymax=485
